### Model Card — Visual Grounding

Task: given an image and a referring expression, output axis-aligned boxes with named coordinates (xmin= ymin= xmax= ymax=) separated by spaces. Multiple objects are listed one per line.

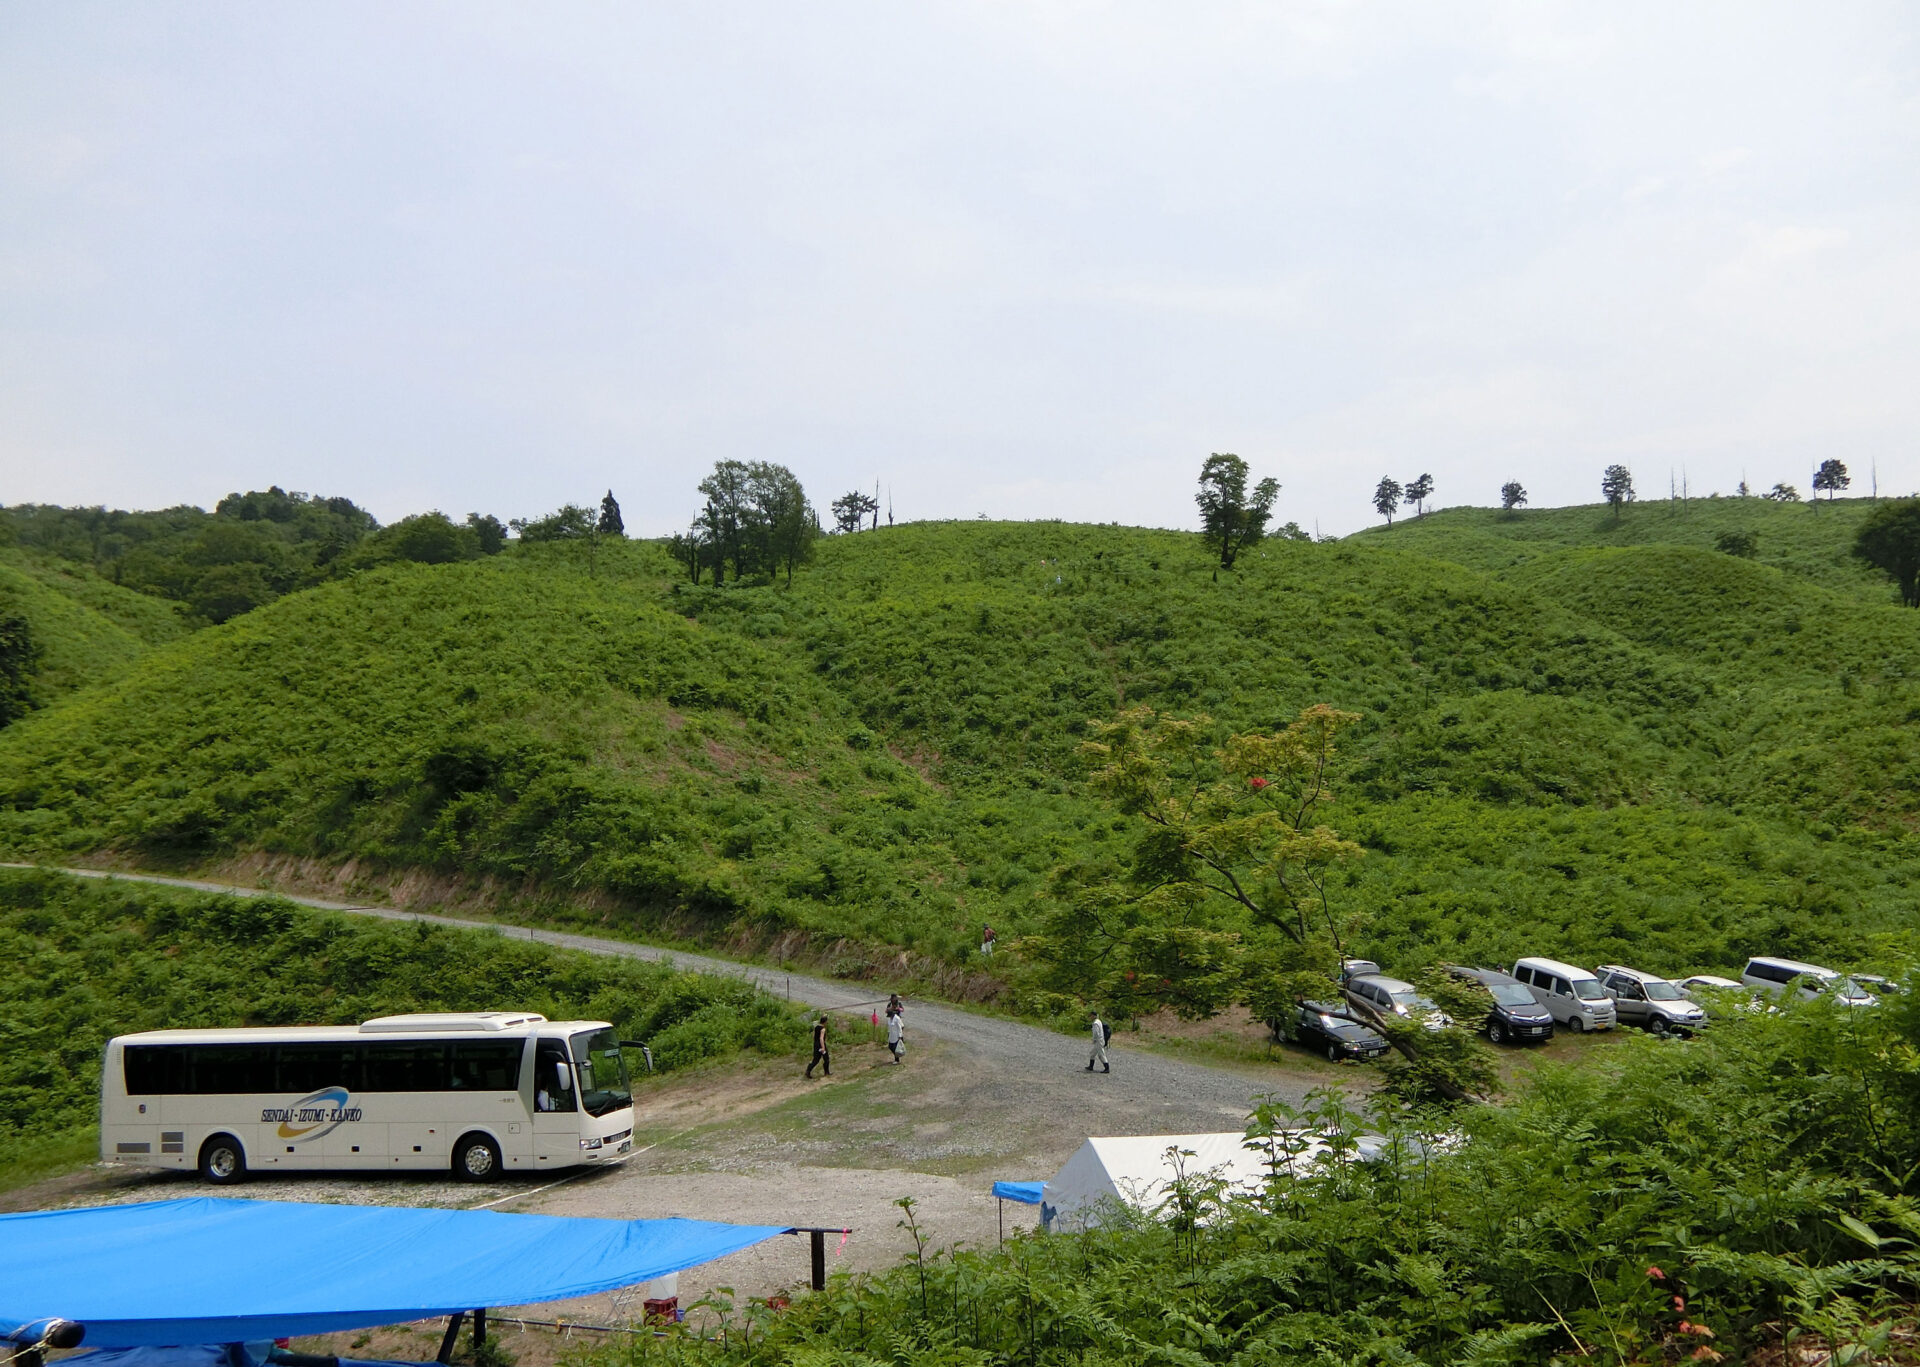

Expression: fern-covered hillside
xmin=0 ymin=510 xmax=1916 ymax=983
xmin=0 ymin=551 xmax=190 ymax=705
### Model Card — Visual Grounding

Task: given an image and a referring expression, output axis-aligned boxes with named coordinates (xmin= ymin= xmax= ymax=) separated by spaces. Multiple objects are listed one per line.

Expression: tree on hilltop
xmin=598 ymin=491 xmax=625 ymax=536
xmin=1854 ymin=498 xmax=1920 ymax=608
xmin=511 ymin=504 xmax=594 ymax=542
xmin=1500 ymin=481 xmax=1527 ymax=512
xmin=1372 ymin=477 xmax=1402 ymax=526
xmin=1813 ymin=460 xmax=1850 ymax=503
xmin=1601 ymin=465 xmax=1635 ymax=520
xmin=465 ymin=514 xmax=507 ymax=555
xmin=1765 ymin=483 xmax=1801 ymax=503
xmin=1194 ymin=453 xmax=1279 ymax=569
xmin=1403 ymin=473 xmax=1434 ymax=517
xmin=831 ymin=491 xmax=879 ymax=535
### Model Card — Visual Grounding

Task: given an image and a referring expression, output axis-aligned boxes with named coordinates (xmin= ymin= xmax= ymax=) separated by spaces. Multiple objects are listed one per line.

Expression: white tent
xmin=1039 ymin=1131 xmax=1390 ymax=1231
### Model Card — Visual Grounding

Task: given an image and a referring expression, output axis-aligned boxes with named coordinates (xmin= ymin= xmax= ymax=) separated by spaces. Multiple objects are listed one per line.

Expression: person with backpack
xmin=1087 ymin=1012 xmax=1110 ymax=1073
xmin=806 ymin=1015 xmax=831 ymax=1078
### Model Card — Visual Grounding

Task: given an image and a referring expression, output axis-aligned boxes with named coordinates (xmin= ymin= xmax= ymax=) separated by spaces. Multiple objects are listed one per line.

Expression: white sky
xmin=3 ymin=3 xmax=1917 ymax=535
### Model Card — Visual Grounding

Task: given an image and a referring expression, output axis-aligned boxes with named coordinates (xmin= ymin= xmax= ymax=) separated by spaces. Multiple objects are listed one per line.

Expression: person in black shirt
xmin=805 ymin=1015 xmax=831 ymax=1078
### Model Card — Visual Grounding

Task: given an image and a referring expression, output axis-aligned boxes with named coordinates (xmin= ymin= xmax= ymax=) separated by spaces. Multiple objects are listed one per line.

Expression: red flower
xmin=1249 ymin=776 xmax=1270 ymax=790
xmin=1646 ymin=1266 xmax=1666 ymax=1280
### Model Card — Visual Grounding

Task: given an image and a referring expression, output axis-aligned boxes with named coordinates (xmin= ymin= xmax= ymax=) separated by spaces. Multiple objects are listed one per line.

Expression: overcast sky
xmin=4 ymin=4 xmax=1917 ymax=536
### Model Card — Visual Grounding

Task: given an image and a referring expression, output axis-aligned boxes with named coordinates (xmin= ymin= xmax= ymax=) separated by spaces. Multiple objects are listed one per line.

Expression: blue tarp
xmin=991 ymin=1181 xmax=1044 ymax=1205
xmin=0 ymin=1198 xmax=790 ymax=1348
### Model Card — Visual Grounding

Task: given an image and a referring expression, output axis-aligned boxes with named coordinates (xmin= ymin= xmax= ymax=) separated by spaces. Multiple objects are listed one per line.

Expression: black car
xmin=1288 ymin=1000 xmax=1391 ymax=1062
xmin=1444 ymin=966 xmax=1555 ymax=1045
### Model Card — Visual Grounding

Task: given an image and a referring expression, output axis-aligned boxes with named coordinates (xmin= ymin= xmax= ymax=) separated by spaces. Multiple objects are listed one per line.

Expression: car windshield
xmin=1489 ymin=984 xmax=1535 ymax=1007
xmin=570 ymin=1028 xmax=633 ymax=1118
xmin=1833 ymin=978 xmax=1870 ymax=999
xmin=1572 ymin=979 xmax=1608 ymax=1001
xmin=1644 ymin=981 xmax=1684 ymax=1001
xmin=1324 ymin=1016 xmax=1368 ymax=1039
xmin=1391 ymin=990 xmax=1439 ymax=1012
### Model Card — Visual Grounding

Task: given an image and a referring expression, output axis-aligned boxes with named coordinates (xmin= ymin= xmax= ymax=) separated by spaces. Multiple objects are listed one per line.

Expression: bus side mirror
xmin=555 ymin=1063 xmax=573 ymax=1091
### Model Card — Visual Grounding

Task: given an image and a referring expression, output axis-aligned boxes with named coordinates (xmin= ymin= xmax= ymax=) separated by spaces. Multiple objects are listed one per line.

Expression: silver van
xmin=1344 ymin=973 xmax=1450 ymax=1031
xmin=1511 ymin=957 xmax=1616 ymax=1032
xmin=1740 ymin=956 xmax=1877 ymax=1007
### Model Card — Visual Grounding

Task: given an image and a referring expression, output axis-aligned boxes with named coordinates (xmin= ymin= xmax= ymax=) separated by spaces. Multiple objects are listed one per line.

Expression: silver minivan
xmin=1740 ymin=956 xmax=1877 ymax=1007
xmin=1511 ymin=957 xmax=1617 ymax=1032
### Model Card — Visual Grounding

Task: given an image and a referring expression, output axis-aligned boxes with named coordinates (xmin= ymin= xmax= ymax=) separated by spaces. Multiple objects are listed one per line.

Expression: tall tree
xmin=1403 ymin=473 xmax=1434 ymax=517
xmin=1766 ymin=482 xmax=1801 ymax=503
xmin=831 ymin=491 xmax=878 ymax=534
xmin=1601 ymin=465 xmax=1635 ymax=519
xmin=696 ymin=460 xmax=755 ymax=584
xmin=1813 ymin=460 xmax=1851 ymax=503
xmin=598 ymin=491 xmax=625 ymax=536
xmin=1372 ymin=477 xmax=1402 ymax=525
xmin=1854 ymin=498 xmax=1920 ymax=608
xmin=747 ymin=462 xmax=817 ymax=584
xmin=1500 ymin=481 xmax=1527 ymax=511
xmin=464 ymin=513 xmax=507 ymax=555
xmin=1190 ymin=456 xmax=1282 ymax=568
xmin=1194 ymin=454 xmax=1279 ymax=568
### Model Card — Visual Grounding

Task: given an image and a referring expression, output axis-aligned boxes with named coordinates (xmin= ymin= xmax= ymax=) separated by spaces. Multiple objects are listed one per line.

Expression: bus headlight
xmin=580 ymin=1137 xmax=603 ymax=1150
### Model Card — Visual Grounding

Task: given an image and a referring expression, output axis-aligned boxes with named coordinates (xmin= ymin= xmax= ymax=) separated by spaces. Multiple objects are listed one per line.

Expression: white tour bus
xmin=100 ymin=1011 xmax=634 ymax=1183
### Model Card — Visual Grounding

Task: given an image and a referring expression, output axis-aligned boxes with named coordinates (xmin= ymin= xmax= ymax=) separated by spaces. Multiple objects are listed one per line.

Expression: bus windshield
xmin=571 ymin=1029 xmax=633 ymax=1117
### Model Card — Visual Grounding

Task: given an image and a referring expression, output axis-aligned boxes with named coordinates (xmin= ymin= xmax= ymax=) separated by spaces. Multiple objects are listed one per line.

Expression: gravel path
xmin=15 ymin=863 xmax=1310 ymax=1125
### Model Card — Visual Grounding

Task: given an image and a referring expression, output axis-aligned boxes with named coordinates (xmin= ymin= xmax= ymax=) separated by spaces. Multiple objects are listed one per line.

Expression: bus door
xmin=531 ymin=1038 xmax=580 ymax=1164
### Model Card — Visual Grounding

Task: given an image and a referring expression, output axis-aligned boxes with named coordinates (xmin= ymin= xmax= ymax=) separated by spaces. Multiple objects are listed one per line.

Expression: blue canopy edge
xmin=0 ymin=1199 xmax=791 ymax=1348
xmin=992 ymin=1181 xmax=1045 ymax=1205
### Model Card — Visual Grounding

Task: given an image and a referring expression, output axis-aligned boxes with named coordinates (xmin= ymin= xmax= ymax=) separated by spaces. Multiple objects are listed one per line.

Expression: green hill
xmin=0 ymin=509 xmax=1916 ymax=990
xmin=0 ymin=551 xmax=190 ymax=706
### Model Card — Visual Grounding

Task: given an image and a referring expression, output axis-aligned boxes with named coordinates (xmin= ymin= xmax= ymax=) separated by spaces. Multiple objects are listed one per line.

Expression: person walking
xmin=1087 ymin=1012 xmax=1110 ymax=1073
xmin=886 ymin=1005 xmax=905 ymax=1064
xmin=805 ymin=1015 xmax=831 ymax=1078
xmin=981 ymin=924 xmax=996 ymax=957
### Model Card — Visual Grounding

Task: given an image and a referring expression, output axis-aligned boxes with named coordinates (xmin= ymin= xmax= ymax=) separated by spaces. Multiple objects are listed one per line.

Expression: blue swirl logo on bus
xmin=261 ymin=1087 xmax=363 ymax=1143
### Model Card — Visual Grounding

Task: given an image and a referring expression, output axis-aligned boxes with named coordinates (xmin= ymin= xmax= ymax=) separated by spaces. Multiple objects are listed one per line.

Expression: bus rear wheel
xmin=199 ymin=1134 xmax=247 ymax=1185
xmin=453 ymin=1133 xmax=501 ymax=1182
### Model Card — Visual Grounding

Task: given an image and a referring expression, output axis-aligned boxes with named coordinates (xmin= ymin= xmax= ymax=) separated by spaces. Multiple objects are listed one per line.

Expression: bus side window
xmin=534 ymin=1041 xmax=575 ymax=1112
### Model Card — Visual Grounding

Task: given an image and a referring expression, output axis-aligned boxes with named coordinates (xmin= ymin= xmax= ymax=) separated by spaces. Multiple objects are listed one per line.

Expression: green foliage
xmin=1855 ymin=498 xmax=1920 ymax=608
xmin=1194 ymin=453 xmax=1279 ymax=569
xmin=1715 ymin=528 xmax=1759 ymax=558
xmin=592 ymin=1004 xmax=1920 ymax=1365
xmin=0 ymin=552 xmax=188 ymax=716
xmin=0 ymin=867 xmax=805 ymax=1176
xmin=0 ymin=510 xmax=1916 ymax=995
xmin=0 ymin=489 xmax=380 ymax=624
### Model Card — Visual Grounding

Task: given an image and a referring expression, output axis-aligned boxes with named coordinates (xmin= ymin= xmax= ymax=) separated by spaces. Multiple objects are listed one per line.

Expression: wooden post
xmin=436 ymin=1312 xmax=465 ymax=1364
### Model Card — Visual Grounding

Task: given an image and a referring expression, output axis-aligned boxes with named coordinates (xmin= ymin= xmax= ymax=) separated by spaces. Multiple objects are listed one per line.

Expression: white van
xmin=1739 ymin=957 xmax=1877 ymax=1007
xmin=1511 ymin=957 xmax=1616 ymax=1032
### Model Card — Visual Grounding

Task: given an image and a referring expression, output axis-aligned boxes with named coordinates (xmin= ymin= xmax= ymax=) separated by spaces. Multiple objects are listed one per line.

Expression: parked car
xmin=1345 ymin=973 xmax=1451 ymax=1031
xmin=1678 ymin=975 xmax=1772 ymax=1016
xmin=1853 ymin=973 xmax=1903 ymax=997
xmin=1511 ymin=957 xmax=1617 ymax=1032
xmin=1444 ymin=966 xmax=1554 ymax=1045
xmin=1595 ymin=964 xmax=1707 ymax=1036
xmin=1339 ymin=958 xmax=1382 ymax=984
xmin=1740 ymin=956 xmax=1878 ymax=1007
xmin=1287 ymin=1000 xmax=1391 ymax=1062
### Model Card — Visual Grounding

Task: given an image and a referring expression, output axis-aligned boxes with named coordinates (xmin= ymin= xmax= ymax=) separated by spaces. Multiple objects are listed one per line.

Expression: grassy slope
xmin=1 ymin=509 xmax=1916 ymax=987
xmin=0 ymin=550 xmax=189 ymax=702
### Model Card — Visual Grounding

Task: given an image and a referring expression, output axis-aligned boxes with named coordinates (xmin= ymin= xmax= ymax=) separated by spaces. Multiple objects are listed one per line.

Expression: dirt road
xmin=11 ymin=863 xmax=1349 ymax=1338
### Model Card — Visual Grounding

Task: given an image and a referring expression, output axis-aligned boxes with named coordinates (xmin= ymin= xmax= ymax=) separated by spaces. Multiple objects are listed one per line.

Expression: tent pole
xmin=998 ymin=1199 xmax=1004 ymax=1247
xmin=437 ymin=1312 xmax=466 ymax=1364
xmin=473 ymin=1308 xmax=487 ymax=1350
xmin=810 ymin=1230 xmax=826 ymax=1290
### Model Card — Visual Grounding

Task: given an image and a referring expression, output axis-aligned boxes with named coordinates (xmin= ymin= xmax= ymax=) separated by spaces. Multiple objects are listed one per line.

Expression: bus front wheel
xmin=199 ymin=1134 xmax=247 ymax=1185
xmin=453 ymin=1133 xmax=501 ymax=1182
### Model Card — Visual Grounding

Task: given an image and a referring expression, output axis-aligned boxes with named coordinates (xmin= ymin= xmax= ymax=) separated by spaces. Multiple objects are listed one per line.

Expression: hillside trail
xmin=12 ymin=863 xmax=1317 ymax=1126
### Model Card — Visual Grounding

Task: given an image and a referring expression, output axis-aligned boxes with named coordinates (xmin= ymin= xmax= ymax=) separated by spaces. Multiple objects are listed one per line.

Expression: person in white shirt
xmin=886 ymin=1007 xmax=905 ymax=1064
xmin=1087 ymin=1013 xmax=1110 ymax=1073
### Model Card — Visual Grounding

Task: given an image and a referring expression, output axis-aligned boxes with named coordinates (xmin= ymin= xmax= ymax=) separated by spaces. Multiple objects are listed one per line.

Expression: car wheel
xmin=198 ymin=1134 xmax=247 ymax=1185
xmin=453 ymin=1133 xmax=502 ymax=1182
xmin=1650 ymin=1017 xmax=1669 ymax=1038
xmin=1567 ymin=1016 xmax=1584 ymax=1034
xmin=1326 ymin=1042 xmax=1343 ymax=1063
xmin=1488 ymin=1020 xmax=1507 ymax=1045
